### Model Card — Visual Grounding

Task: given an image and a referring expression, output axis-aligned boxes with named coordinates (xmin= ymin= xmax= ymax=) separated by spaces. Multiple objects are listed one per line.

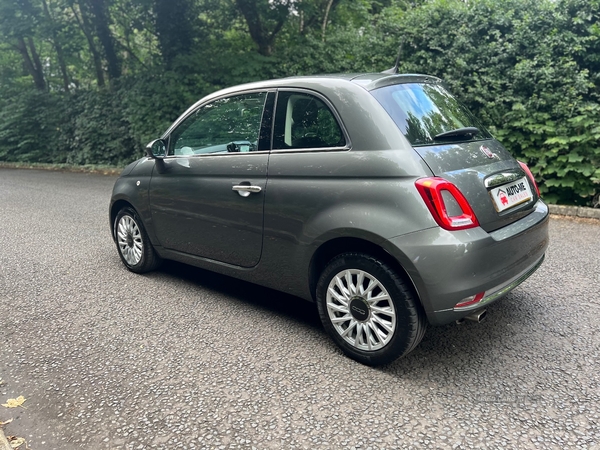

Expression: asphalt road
xmin=0 ymin=168 xmax=599 ymax=450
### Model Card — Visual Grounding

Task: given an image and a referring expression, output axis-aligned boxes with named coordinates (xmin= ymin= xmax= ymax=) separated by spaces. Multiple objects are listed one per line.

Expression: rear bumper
xmin=384 ymin=200 xmax=549 ymax=325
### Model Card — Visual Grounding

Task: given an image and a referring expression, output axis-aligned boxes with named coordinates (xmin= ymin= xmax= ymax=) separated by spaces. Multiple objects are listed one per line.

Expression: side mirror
xmin=145 ymin=139 xmax=167 ymax=159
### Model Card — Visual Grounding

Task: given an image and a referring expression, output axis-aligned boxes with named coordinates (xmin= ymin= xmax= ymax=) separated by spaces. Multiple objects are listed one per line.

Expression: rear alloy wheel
xmin=316 ymin=253 xmax=426 ymax=366
xmin=114 ymin=207 xmax=161 ymax=273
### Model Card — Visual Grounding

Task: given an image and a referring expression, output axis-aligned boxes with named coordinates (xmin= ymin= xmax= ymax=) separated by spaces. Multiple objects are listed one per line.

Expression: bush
xmin=0 ymin=70 xmax=212 ymax=167
xmin=0 ymin=0 xmax=597 ymax=205
xmin=375 ymin=0 xmax=600 ymax=204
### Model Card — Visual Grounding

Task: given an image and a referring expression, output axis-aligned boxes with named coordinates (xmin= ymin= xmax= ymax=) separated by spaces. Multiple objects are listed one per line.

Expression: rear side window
xmin=273 ymin=92 xmax=346 ymax=150
xmin=371 ymin=83 xmax=491 ymax=146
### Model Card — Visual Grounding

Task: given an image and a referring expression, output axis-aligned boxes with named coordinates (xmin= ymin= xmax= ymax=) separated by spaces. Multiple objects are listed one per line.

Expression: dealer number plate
xmin=490 ymin=177 xmax=532 ymax=212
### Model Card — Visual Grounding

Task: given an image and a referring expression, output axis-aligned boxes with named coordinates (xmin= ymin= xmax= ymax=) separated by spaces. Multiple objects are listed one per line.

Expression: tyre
xmin=114 ymin=207 xmax=161 ymax=273
xmin=316 ymin=253 xmax=426 ymax=366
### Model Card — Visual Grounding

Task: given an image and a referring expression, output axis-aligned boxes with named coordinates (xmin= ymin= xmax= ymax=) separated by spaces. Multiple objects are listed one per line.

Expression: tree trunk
xmin=235 ymin=0 xmax=285 ymax=56
xmin=15 ymin=37 xmax=46 ymax=91
xmin=321 ymin=0 xmax=334 ymax=42
xmin=71 ymin=1 xmax=105 ymax=87
xmin=87 ymin=0 xmax=120 ymax=82
xmin=154 ymin=0 xmax=195 ymax=69
xmin=41 ymin=0 xmax=70 ymax=92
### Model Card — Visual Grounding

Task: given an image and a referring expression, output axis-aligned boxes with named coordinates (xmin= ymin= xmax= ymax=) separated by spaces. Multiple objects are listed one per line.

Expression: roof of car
xmin=270 ymin=72 xmax=441 ymax=90
xmin=347 ymin=73 xmax=442 ymax=90
xmin=179 ymin=72 xmax=444 ymax=124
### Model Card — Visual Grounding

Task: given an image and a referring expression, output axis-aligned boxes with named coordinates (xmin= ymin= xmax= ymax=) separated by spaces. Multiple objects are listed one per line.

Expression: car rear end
xmin=359 ymin=74 xmax=549 ymax=325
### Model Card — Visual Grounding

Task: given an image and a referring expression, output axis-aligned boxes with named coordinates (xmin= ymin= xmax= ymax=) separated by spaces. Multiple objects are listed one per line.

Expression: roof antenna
xmin=382 ymin=43 xmax=402 ymax=74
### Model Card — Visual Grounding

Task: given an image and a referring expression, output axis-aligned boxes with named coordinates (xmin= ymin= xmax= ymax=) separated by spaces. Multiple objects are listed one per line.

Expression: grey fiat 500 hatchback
xmin=110 ymin=73 xmax=549 ymax=365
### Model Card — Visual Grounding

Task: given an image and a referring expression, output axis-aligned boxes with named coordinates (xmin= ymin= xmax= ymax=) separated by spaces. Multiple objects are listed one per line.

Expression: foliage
xmin=378 ymin=0 xmax=600 ymax=205
xmin=0 ymin=0 xmax=598 ymax=205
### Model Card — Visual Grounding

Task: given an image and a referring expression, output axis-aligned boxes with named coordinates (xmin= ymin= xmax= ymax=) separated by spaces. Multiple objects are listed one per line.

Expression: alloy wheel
xmin=326 ymin=269 xmax=397 ymax=351
xmin=116 ymin=215 xmax=143 ymax=266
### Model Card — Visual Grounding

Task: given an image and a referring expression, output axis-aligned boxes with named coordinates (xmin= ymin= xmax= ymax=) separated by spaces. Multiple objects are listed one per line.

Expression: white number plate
xmin=490 ymin=177 xmax=532 ymax=212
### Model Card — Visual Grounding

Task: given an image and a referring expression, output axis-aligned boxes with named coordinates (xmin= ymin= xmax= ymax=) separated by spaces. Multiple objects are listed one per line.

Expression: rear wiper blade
xmin=433 ymin=127 xmax=479 ymax=141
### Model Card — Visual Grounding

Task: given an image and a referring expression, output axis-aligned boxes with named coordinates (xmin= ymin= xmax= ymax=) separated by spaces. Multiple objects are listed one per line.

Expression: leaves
xmin=0 ymin=0 xmax=598 ymax=205
xmin=1 ymin=397 xmax=26 ymax=409
xmin=8 ymin=436 xmax=25 ymax=448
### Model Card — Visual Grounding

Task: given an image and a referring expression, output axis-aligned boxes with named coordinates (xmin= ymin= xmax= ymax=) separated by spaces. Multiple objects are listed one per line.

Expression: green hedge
xmin=376 ymin=0 xmax=600 ymax=205
xmin=0 ymin=73 xmax=208 ymax=166
xmin=0 ymin=0 xmax=598 ymax=205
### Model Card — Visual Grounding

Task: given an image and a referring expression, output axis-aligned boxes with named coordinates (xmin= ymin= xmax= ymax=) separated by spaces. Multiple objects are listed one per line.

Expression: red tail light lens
xmin=518 ymin=161 xmax=541 ymax=197
xmin=415 ymin=177 xmax=479 ymax=231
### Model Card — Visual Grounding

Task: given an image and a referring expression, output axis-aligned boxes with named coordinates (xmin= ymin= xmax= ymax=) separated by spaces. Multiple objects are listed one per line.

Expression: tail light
xmin=415 ymin=177 xmax=479 ymax=231
xmin=518 ymin=161 xmax=541 ymax=197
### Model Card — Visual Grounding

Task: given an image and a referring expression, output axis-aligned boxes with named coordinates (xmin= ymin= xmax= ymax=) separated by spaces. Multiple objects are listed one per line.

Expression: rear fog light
xmin=455 ymin=292 xmax=485 ymax=309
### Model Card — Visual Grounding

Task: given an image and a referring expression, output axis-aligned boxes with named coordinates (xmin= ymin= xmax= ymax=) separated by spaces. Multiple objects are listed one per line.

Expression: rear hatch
xmin=367 ymin=76 xmax=539 ymax=232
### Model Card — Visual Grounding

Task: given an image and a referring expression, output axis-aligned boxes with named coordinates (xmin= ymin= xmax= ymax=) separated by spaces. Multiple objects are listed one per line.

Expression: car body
xmin=109 ymin=73 xmax=549 ymax=365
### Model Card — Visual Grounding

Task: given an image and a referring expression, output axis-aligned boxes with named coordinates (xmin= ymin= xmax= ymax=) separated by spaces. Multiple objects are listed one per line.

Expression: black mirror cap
xmin=145 ymin=139 xmax=166 ymax=159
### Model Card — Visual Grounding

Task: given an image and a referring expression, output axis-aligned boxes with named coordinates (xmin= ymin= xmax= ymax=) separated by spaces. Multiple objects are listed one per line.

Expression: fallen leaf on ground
xmin=7 ymin=436 xmax=25 ymax=448
xmin=0 ymin=418 xmax=13 ymax=425
xmin=1 ymin=397 xmax=26 ymax=409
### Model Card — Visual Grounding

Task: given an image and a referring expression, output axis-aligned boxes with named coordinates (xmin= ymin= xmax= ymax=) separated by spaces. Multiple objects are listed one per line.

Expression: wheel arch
xmin=308 ymin=237 xmax=421 ymax=307
xmin=110 ymin=199 xmax=135 ymax=240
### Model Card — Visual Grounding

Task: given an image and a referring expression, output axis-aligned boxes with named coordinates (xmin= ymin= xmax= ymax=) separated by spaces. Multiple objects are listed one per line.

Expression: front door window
xmin=169 ymin=92 xmax=268 ymax=155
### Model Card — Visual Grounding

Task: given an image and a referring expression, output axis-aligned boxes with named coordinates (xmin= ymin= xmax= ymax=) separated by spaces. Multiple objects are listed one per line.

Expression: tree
xmin=0 ymin=0 xmax=46 ymax=90
xmin=86 ymin=0 xmax=121 ymax=82
xmin=154 ymin=0 xmax=200 ymax=68
xmin=40 ymin=0 xmax=70 ymax=91
xmin=235 ymin=0 xmax=291 ymax=55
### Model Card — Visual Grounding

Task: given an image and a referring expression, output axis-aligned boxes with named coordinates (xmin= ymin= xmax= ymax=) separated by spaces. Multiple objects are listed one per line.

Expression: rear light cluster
xmin=518 ymin=161 xmax=541 ymax=196
xmin=415 ymin=177 xmax=479 ymax=231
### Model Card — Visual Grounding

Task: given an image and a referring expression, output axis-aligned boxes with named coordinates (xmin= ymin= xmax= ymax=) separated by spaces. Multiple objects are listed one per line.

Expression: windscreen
xmin=370 ymin=83 xmax=491 ymax=146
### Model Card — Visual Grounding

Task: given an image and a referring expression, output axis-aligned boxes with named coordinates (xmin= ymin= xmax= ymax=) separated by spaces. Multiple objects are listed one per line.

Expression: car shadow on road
xmin=157 ymin=260 xmax=324 ymax=332
xmin=152 ymin=261 xmax=538 ymax=377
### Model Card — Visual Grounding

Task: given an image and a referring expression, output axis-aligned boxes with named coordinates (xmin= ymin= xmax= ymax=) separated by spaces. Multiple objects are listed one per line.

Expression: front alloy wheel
xmin=117 ymin=214 xmax=143 ymax=266
xmin=113 ymin=207 xmax=161 ymax=273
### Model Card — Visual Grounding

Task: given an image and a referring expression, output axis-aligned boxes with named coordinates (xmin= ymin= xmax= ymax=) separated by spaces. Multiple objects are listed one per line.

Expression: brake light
xmin=518 ymin=161 xmax=541 ymax=197
xmin=415 ymin=177 xmax=479 ymax=231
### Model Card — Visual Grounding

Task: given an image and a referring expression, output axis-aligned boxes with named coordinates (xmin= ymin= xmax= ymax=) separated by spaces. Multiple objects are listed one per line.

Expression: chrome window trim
xmin=161 ymin=150 xmax=271 ymax=159
xmin=161 ymin=88 xmax=276 ymax=142
xmin=269 ymin=146 xmax=351 ymax=154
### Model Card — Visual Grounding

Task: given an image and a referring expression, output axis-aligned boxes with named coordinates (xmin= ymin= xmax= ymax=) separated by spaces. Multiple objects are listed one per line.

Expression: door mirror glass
xmin=146 ymin=139 xmax=166 ymax=158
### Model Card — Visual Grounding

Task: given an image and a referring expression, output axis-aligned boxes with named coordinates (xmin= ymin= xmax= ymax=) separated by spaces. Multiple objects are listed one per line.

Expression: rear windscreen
xmin=370 ymin=83 xmax=491 ymax=146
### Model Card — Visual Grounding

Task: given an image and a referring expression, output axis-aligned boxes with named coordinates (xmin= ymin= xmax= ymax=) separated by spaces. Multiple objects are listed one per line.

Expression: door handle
xmin=232 ymin=185 xmax=262 ymax=197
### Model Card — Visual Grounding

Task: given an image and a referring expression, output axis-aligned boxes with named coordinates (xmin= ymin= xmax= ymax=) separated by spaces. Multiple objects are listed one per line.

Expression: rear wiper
xmin=433 ymin=127 xmax=479 ymax=141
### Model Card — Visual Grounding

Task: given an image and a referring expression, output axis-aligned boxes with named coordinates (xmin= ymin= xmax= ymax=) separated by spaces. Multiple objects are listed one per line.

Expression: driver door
xmin=148 ymin=91 xmax=273 ymax=268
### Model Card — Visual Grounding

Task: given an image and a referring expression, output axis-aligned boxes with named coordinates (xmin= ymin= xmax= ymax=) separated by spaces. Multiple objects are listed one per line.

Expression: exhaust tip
xmin=464 ymin=309 xmax=487 ymax=323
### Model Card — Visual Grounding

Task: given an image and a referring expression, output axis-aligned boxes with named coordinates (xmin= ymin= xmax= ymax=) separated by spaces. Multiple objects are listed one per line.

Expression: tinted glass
xmin=273 ymin=92 xmax=345 ymax=150
xmin=169 ymin=92 xmax=267 ymax=155
xmin=371 ymin=83 xmax=491 ymax=146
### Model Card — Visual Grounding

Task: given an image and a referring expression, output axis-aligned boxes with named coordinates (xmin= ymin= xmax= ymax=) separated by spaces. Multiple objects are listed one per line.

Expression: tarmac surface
xmin=0 ymin=168 xmax=599 ymax=449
